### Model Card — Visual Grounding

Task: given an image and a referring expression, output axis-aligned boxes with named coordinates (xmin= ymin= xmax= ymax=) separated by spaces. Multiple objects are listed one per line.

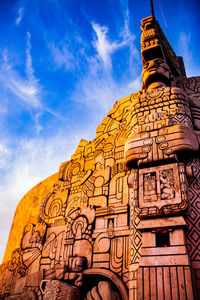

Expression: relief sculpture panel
xmin=1 ymin=9 xmax=200 ymax=300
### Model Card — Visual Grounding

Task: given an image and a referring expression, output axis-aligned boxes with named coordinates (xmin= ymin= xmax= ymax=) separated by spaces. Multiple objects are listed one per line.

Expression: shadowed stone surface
xmin=0 ymin=12 xmax=200 ymax=300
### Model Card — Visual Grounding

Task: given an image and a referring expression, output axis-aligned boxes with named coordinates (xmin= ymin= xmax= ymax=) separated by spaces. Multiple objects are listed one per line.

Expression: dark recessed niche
xmin=142 ymin=46 xmax=164 ymax=62
xmin=156 ymin=230 xmax=170 ymax=247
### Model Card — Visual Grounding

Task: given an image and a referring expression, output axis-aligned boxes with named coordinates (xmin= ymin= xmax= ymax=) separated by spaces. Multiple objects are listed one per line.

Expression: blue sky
xmin=0 ymin=0 xmax=200 ymax=262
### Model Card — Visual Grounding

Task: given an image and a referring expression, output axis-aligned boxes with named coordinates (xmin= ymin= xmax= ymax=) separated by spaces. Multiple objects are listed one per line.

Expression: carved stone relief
xmin=128 ymin=163 xmax=188 ymax=218
xmin=1 ymin=11 xmax=200 ymax=300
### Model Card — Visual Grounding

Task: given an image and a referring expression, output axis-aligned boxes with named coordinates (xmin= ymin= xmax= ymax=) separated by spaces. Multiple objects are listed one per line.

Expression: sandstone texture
xmin=0 ymin=14 xmax=200 ymax=300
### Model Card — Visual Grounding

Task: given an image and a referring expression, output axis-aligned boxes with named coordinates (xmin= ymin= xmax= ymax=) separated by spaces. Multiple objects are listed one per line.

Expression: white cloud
xmin=49 ymin=43 xmax=75 ymax=70
xmin=0 ymin=134 xmax=79 ymax=208
xmin=16 ymin=6 xmax=24 ymax=25
xmin=177 ymin=32 xmax=200 ymax=77
xmin=70 ymin=67 xmax=142 ymax=118
xmin=0 ymin=142 xmax=11 ymax=170
xmin=0 ymin=34 xmax=41 ymax=108
xmin=33 ymin=112 xmax=43 ymax=134
xmin=91 ymin=13 xmax=139 ymax=73
xmin=0 ymin=130 xmax=83 ymax=263
xmin=92 ymin=23 xmax=117 ymax=69
xmin=121 ymin=8 xmax=139 ymax=71
xmin=26 ymin=32 xmax=35 ymax=79
xmin=0 ymin=104 xmax=7 ymax=115
xmin=70 ymin=15 xmax=141 ymax=112
xmin=0 ymin=5 xmax=143 ymax=265
xmin=92 ymin=22 xmax=134 ymax=70
xmin=120 ymin=7 xmax=132 ymax=40
xmin=128 ymin=76 xmax=142 ymax=91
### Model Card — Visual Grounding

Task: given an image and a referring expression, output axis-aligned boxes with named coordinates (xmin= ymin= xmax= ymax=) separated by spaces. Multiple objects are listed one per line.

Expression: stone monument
xmin=0 ymin=5 xmax=200 ymax=300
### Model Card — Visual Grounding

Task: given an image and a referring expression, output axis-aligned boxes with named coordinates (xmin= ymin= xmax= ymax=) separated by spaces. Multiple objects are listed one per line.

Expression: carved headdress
xmin=141 ymin=15 xmax=186 ymax=89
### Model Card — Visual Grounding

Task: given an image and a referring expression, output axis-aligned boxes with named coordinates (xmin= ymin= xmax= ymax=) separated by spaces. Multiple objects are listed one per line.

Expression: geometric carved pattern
xmin=129 ymin=179 xmax=142 ymax=265
xmin=1 ymin=11 xmax=200 ymax=300
xmin=184 ymin=76 xmax=200 ymax=298
xmin=137 ymin=266 xmax=194 ymax=300
xmin=0 ymin=85 xmax=133 ymax=297
xmin=185 ymin=158 xmax=200 ymax=298
xmin=130 ymin=213 xmax=142 ymax=265
xmin=124 ymin=85 xmax=198 ymax=168
xmin=129 ymin=163 xmax=188 ymax=218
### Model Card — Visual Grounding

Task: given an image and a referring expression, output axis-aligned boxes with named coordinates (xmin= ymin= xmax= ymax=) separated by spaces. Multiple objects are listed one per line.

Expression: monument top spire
xmin=140 ymin=4 xmax=186 ymax=91
xmin=150 ymin=0 xmax=155 ymax=18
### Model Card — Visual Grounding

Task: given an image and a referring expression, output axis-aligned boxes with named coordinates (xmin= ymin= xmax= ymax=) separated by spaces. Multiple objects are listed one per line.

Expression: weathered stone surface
xmin=3 ymin=173 xmax=58 ymax=264
xmin=0 ymin=11 xmax=200 ymax=300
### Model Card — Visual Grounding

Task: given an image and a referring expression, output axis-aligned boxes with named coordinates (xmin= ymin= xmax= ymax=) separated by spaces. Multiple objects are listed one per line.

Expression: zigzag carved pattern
xmin=130 ymin=190 xmax=142 ymax=265
xmin=185 ymin=158 xmax=200 ymax=297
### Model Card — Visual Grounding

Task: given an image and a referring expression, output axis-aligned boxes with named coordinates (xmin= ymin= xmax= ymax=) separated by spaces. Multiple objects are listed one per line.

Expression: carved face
xmin=142 ymin=58 xmax=171 ymax=89
xmin=40 ymin=280 xmax=80 ymax=300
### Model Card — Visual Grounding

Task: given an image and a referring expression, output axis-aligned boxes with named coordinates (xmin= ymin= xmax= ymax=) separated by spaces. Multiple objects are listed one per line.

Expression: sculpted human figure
xmin=159 ymin=170 xmax=175 ymax=200
xmin=1 ymin=7 xmax=200 ymax=300
xmin=142 ymin=55 xmax=172 ymax=91
xmin=125 ymin=16 xmax=200 ymax=168
xmin=143 ymin=173 xmax=156 ymax=196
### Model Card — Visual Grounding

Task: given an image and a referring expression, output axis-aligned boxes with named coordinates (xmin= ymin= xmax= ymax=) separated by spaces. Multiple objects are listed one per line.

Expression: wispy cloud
xmin=92 ymin=22 xmax=133 ymax=70
xmin=26 ymin=32 xmax=35 ymax=79
xmin=120 ymin=7 xmax=139 ymax=71
xmin=70 ymin=13 xmax=141 ymax=112
xmin=128 ymin=76 xmax=142 ymax=91
xmin=0 ymin=141 xmax=11 ymax=171
xmin=92 ymin=23 xmax=117 ymax=69
xmin=0 ymin=130 xmax=82 ymax=263
xmin=0 ymin=3 xmax=143 ymax=265
xmin=120 ymin=5 xmax=133 ymax=40
xmin=70 ymin=64 xmax=142 ymax=116
xmin=0 ymin=33 xmax=41 ymax=108
xmin=49 ymin=43 xmax=75 ymax=70
xmin=33 ymin=112 xmax=43 ymax=134
xmin=177 ymin=32 xmax=200 ymax=77
xmin=16 ymin=6 xmax=24 ymax=25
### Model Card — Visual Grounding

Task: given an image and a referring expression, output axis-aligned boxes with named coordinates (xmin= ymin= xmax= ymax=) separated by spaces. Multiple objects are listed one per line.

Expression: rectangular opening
xmin=156 ymin=230 xmax=170 ymax=247
xmin=142 ymin=46 xmax=164 ymax=62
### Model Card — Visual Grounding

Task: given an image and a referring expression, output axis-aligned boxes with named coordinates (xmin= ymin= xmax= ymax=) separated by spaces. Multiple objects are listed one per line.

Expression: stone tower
xmin=0 ymin=8 xmax=200 ymax=300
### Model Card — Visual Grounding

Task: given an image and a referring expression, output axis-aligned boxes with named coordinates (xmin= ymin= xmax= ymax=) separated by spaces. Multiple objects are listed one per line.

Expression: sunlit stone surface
xmin=0 ymin=12 xmax=200 ymax=300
